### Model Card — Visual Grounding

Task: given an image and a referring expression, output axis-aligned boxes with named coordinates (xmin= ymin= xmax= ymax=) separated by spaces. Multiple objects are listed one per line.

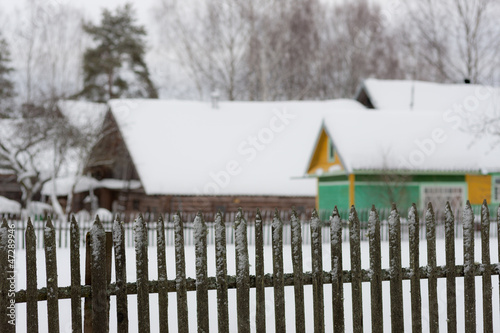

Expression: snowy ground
xmin=14 ymin=239 xmax=500 ymax=332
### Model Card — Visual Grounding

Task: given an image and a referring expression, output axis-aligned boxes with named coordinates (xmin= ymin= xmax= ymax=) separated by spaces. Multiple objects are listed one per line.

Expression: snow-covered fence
xmin=2 ymin=201 xmax=500 ymax=332
xmin=10 ymin=206 xmax=498 ymax=250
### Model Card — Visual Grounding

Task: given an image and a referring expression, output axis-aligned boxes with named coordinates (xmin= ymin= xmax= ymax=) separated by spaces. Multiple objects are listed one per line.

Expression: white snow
xmin=0 ymin=195 xmax=21 ymax=214
xmin=56 ymin=100 xmax=108 ymax=135
xmin=360 ymin=79 xmax=500 ymax=111
xmin=108 ymin=99 xmax=365 ymax=197
xmin=41 ymin=176 xmax=141 ymax=197
xmin=320 ymin=109 xmax=500 ymax=173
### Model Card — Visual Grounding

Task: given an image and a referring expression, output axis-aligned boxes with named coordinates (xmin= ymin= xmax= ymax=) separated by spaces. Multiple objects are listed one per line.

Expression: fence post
xmin=480 ymin=201 xmax=493 ymax=332
xmin=389 ymin=204 xmax=403 ymax=332
xmin=254 ymin=210 xmax=266 ymax=333
xmin=368 ymin=206 xmax=382 ymax=333
xmin=90 ymin=216 xmax=109 ymax=333
xmin=0 ymin=219 xmax=15 ymax=332
xmin=330 ymin=207 xmax=344 ymax=333
xmin=235 ymin=209 xmax=250 ymax=333
xmin=25 ymin=218 xmax=38 ymax=333
xmin=113 ymin=217 xmax=128 ymax=332
xmin=290 ymin=209 xmax=305 ymax=333
xmin=444 ymin=202 xmax=456 ymax=332
xmin=463 ymin=201 xmax=476 ymax=332
xmin=425 ymin=203 xmax=439 ymax=332
xmin=135 ymin=214 xmax=150 ymax=333
xmin=194 ymin=212 xmax=209 ymax=333
xmin=215 ymin=211 xmax=229 ymax=333
xmin=174 ymin=212 xmax=189 ymax=333
xmin=44 ymin=216 xmax=60 ymax=333
xmin=311 ymin=209 xmax=324 ymax=333
xmin=349 ymin=206 xmax=363 ymax=333
xmin=157 ymin=215 xmax=168 ymax=333
xmin=70 ymin=216 xmax=82 ymax=333
xmin=272 ymin=210 xmax=286 ymax=332
xmin=408 ymin=204 xmax=421 ymax=332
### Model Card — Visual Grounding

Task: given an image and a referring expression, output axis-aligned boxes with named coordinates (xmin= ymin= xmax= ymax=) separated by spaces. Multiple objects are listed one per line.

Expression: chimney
xmin=211 ymin=90 xmax=220 ymax=109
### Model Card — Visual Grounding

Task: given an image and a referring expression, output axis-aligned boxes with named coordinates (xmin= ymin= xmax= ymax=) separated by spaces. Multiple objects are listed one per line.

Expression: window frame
xmin=327 ymin=138 xmax=336 ymax=163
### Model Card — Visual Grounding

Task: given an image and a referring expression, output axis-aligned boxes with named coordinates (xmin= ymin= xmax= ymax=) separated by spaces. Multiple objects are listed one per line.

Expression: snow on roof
xmin=0 ymin=196 xmax=21 ymax=214
xmin=321 ymin=109 xmax=500 ymax=174
xmin=360 ymin=79 xmax=500 ymax=111
xmin=109 ymin=99 xmax=365 ymax=196
xmin=41 ymin=176 xmax=142 ymax=196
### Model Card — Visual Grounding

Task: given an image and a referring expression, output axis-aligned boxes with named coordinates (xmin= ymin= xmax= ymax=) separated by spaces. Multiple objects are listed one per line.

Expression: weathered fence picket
xmin=368 ymin=206 xmax=382 ymax=333
xmin=0 ymin=219 xmax=15 ymax=333
xmin=290 ymin=209 xmax=305 ymax=333
xmin=70 ymin=216 xmax=82 ymax=333
xmin=156 ymin=215 xmax=168 ymax=333
xmin=194 ymin=213 xmax=209 ymax=333
xmin=26 ymin=218 xmax=38 ymax=333
xmin=445 ymin=203 xmax=456 ymax=332
xmin=408 ymin=204 xmax=421 ymax=332
xmin=235 ymin=209 xmax=250 ymax=333
xmin=463 ymin=201 xmax=476 ymax=332
xmin=254 ymin=210 xmax=266 ymax=333
xmin=214 ymin=211 xmax=229 ymax=333
xmin=389 ymin=205 xmax=403 ymax=332
xmin=5 ymin=202 xmax=500 ymax=332
xmin=426 ymin=203 xmax=439 ymax=332
xmin=349 ymin=206 xmax=363 ymax=333
xmin=331 ymin=207 xmax=344 ymax=333
xmin=481 ymin=201 xmax=493 ymax=333
xmin=113 ymin=217 xmax=128 ymax=333
xmin=272 ymin=210 xmax=286 ymax=332
xmin=44 ymin=216 xmax=59 ymax=333
xmin=311 ymin=209 xmax=324 ymax=333
xmin=174 ymin=213 xmax=189 ymax=333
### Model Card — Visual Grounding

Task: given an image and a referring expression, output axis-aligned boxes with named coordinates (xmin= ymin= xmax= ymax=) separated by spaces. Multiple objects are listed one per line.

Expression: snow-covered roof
xmin=41 ymin=176 xmax=142 ymax=196
xmin=358 ymin=79 xmax=500 ymax=111
xmin=319 ymin=110 xmax=500 ymax=174
xmin=109 ymin=99 xmax=366 ymax=196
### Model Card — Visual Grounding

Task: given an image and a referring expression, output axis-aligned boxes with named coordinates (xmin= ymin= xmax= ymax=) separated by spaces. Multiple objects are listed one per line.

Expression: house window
xmin=422 ymin=185 xmax=464 ymax=211
xmin=328 ymin=138 xmax=335 ymax=162
xmin=493 ymin=178 xmax=500 ymax=202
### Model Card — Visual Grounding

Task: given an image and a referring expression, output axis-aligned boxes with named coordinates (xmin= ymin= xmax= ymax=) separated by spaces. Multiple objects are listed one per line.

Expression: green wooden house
xmin=304 ymin=109 xmax=500 ymax=214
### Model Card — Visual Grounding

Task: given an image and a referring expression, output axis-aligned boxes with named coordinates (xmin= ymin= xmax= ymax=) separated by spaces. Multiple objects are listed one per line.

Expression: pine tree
xmin=80 ymin=3 xmax=158 ymax=102
xmin=0 ymin=34 xmax=15 ymax=117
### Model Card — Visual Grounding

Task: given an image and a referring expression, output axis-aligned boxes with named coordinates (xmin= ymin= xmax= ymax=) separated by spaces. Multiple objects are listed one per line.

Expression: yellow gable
xmin=307 ymin=129 xmax=344 ymax=175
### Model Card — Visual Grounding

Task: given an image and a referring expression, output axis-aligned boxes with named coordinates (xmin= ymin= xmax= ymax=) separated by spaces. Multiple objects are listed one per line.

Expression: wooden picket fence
xmin=1 ymin=200 xmax=500 ymax=332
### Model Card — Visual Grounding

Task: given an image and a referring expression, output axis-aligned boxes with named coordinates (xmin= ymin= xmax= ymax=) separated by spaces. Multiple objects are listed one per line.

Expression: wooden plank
xmin=84 ymin=232 xmax=92 ymax=332
xmin=331 ymin=207 xmax=344 ymax=333
xmin=26 ymin=218 xmax=39 ymax=333
xmin=90 ymin=216 xmax=108 ymax=333
xmin=368 ymin=206 xmax=382 ymax=333
xmin=157 ymin=215 xmax=169 ymax=333
xmin=426 ymin=203 xmax=439 ymax=333
xmin=254 ymin=209 xmax=266 ymax=333
xmin=113 ymin=217 xmax=129 ymax=332
xmin=349 ymin=206 xmax=363 ymax=333
xmin=444 ymin=202 xmax=456 ymax=333
xmin=272 ymin=210 xmax=286 ymax=332
xmin=408 ymin=204 xmax=422 ymax=332
xmin=0 ymin=218 xmax=15 ymax=332
xmin=290 ymin=209 xmax=305 ymax=333
xmin=194 ymin=213 xmax=209 ymax=333
xmin=215 ymin=211 xmax=229 ymax=333
xmin=135 ymin=214 xmax=150 ymax=332
xmin=235 ymin=209 xmax=250 ymax=333
xmin=480 ymin=201 xmax=493 ymax=332
xmin=70 ymin=216 xmax=82 ymax=333
xmin=44 ymin=216 xmax=60 ymax=333
xmin=389 ymin=204 xmax=403 ymax=332
xmin=463 ymin=201 xmax=476 ymax=332
xmin=174 ymin=212 xmax=189 ymax=332
xmin=311 ymin=209 xmax=324 ymax=333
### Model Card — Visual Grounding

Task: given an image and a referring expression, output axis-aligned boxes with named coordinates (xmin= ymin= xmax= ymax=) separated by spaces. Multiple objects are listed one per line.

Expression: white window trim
xmin=420 ymin=183 xmax=466 ymax=210
xmin=493 ymin=176 xmax=500 ymax=203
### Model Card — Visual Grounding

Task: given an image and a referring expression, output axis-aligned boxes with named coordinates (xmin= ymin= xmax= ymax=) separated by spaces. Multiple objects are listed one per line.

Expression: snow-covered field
xmin=14 ymin=239 xmax=500 ymax=332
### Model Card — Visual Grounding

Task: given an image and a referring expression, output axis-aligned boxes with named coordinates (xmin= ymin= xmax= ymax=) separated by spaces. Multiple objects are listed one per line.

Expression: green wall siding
xmin=355 ymin=184 xmax=420 ymax=210
xmin=318 ymin=184 xmax=349 ymax=211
